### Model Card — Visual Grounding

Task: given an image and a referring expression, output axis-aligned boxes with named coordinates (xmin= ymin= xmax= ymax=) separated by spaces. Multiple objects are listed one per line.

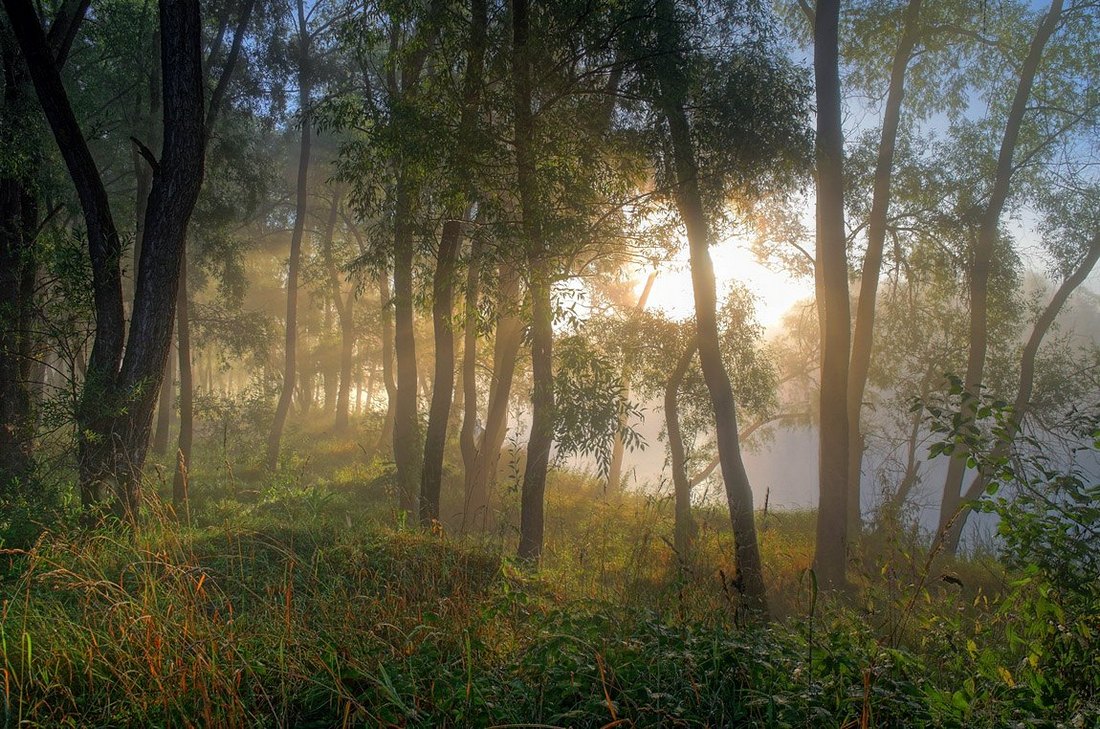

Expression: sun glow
xmin=642 ymin=235 xmax=812 ymax=333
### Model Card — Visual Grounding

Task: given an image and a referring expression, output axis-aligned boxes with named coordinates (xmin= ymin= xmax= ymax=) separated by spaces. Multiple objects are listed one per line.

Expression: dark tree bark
xmin=266 ymin=0 xmax=312 ymax=470
xmin=846 ymin=0 xmax=922 ymax=537
xmin=462 ymin=264 xmax=523 ymax=532
xmin=666 ymin=337 xmax=697 ymax=559
xmin=419 ymin=0 xmax=488 ymax=526
xmin=512 ymin=0 xmax=554 ymax=563
xmin=4 ymin=0 xmax=207 ymax=516
xmin=419 ymin=216 xmax=461 ymax=525
xmin=812 ymin=0 xmax=851 ymax=591
xmin=651 ymin=0 xmax=768 ymax=614
xmin=392 ymin=174 xmax=422 ymax=516
xmin=937 ymin=0 xmax=1064 ymax=554
xmin=0 ymin=2 xmax=89 ymax=489
xmin=0 ymin=179 xmax=36 ymax=488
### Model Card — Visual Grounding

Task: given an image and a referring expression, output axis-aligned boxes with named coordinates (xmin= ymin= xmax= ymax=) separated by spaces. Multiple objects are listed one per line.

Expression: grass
xmin=0 ymin=418 xmax=1094 ymax=727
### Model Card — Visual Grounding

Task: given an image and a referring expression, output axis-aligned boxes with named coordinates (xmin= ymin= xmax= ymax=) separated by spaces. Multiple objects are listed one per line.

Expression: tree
xmin=0 ymin=0 xmax=87 ymax=492
xmin=811 ymin=0 xmax=852 ymax=591
xmin=624 ymin=0 xmax=812 ymax=613
xmin=937 ymin=0 xmax=1068 ymax=553
xmin=844 ymin=0 xmax=923 ymax=537
xmin=4 ymin=0 xmax=207 ymax=515
xmin=419 ymin=0 xmax=488 ymax=526
xmin=266 ymin=0 xmax=315 ymax=471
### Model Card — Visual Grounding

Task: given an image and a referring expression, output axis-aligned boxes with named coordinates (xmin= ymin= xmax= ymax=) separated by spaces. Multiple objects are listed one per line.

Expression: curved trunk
xmin=846 ymin=0 xmax=922 ymax=536
xmin=419 ymin=219 xmax=463 ymax=524
xmin=666 ymin=337 xmax=697 ymax=559
xmin=937 ymin=0 xmax=1064 ymax=553
xmin=652 ymin=0 xmax=768 ymax=614
xmin=944 ymin=232 xmax=1100 ymax=551
xmin=463 ymin=264 xmax=522 ymax=532
xmin=419 ymin=0 xmax=487 ymax=525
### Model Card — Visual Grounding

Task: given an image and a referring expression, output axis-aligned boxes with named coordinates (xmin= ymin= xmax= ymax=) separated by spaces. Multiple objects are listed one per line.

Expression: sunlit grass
xmin=1 ymin=416 xmax=1088 ymax=726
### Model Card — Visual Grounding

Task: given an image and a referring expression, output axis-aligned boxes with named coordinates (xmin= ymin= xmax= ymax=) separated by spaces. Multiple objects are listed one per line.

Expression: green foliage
xmin=923 ymin=385 xmax=1100 ymax=719
xmin=552 ymin=334 xmax=643 ymax=478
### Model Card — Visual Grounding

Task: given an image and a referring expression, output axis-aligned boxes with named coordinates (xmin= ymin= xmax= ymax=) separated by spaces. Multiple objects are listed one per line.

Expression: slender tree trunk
xmin=0 ymin=181 xmax=35 ymax=488
xmin=152 ymin=337 xmax=174 ymax=454
xmin=173 ymin=253 xmax=193 ymax=507
xmin=462 ymin=265 xmax=523 ymax=532
xmin=944 ymin=231 xmax=1100 ymax=549
xmin=392 ymin=173 xmax=421 ymax=516
xmin=652 ymin=0 xmax=768 ymax=614
xmin=420 ymin=219 xmax=462 ymax=525
xmin=812 ymin=0 xmax=851 ymax=591
xmin=666 ymin=337 xmax=697 ymax=559
xmin=846 ymin=0 xmax=922 ymax=536
xmin=512 ymin=0 xmax=554 ymax=563
xmin=335 ymin=296 xmax=354 ymax=431
xmin=937 ymin=0 xmax=1063 ymax=554
xmin=266 ymin=9 xmax=311 ymax=470
xmin=606 ymin=270 xmax=657 ymax=490
xmin=420 ymin=0 xmax=487 ymax=526
xmin=459 ymin=238 xmax=484 ymax=490
xmin=375 ymin=271 xmax=397 ymax=455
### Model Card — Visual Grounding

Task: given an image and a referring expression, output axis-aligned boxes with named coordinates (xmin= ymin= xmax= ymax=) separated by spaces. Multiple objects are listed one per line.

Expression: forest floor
xmin=0 ymin=417 xmax=1092 ymax=727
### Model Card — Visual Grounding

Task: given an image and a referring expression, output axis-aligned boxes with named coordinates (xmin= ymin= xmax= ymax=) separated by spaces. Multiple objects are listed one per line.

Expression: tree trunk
xmin=937 ymin=0 xmax=1063 ymax=554
xmin=327 ymin=202 xmax=355 ymax=434
xmin=152 ymin=337 xmax=174 ymax=454
xmin=266 ymin=6 xmax=311 ymax=470
xmin=812 ymin=0 xmax=851 ymax=591
xmin=392 ymin=173 xmax=422 ymax=516
xmin=462 ymin=264 xmax=523 ymax=532
xmin=666 ymin=337 xmax=697 ymax=559
xmin=846 ymin=0 xmax=922 ymax=537
xmin=173 ymin=253 xmax=193 ymax=508
xmin=652 ymin=0 xmax=768 ymax=614
xmin=944 ymin=231 xmax=1100 ymax=549
xmin=606 ymin=270 xmax=657 ymax=491
xmin=512 ymin=0 xmax=554 ymax=563
xmin=375 ymin=270 xmax=397 ymax=455
xmin=459 ymin=238 xmax=484 ymax=493
xmin=419 ymin=0 xmax=487 ymax=526
xmin=6 ymin=0 xmax=207 ymax=517
xmin=420 ymin=218 xmax=462 ymax=525
xmin=0 ymin=181 xmax=35 ymax=489
xmin=335 ymin=296 xmax=355 ymax=432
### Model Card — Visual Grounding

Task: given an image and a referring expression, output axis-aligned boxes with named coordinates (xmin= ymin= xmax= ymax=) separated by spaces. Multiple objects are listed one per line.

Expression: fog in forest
xmin=1 ymin=0 xmax=1097 ymax=724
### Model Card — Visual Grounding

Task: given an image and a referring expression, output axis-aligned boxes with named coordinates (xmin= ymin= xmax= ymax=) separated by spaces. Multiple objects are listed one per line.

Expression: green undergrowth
xmin=0 ymin=423 xmax=1095 ymax=726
